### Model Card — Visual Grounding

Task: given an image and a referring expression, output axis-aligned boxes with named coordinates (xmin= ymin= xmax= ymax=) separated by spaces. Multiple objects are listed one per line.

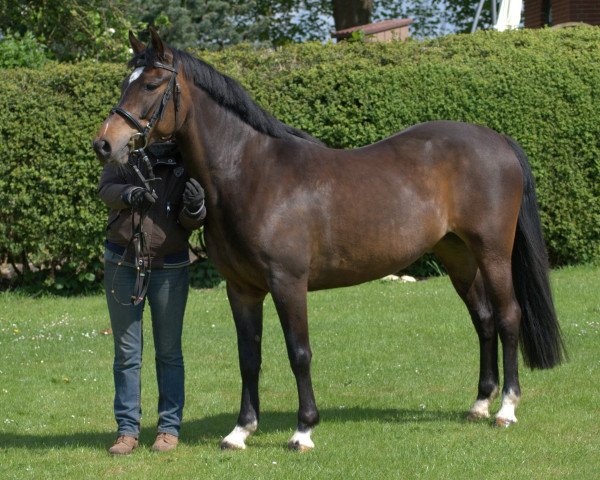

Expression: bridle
xmin=111 ymin=60 xmax=180 ymax=152
xmin=109 ymin=59 xmax=181 ymax=306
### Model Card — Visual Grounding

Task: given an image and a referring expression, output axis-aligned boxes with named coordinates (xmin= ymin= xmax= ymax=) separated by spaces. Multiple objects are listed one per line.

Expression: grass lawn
xmin=0 ymin=265 xmax=598 ymax=479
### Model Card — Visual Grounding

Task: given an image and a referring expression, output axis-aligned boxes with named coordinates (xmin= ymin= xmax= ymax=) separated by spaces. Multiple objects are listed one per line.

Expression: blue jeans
xmin=104 ymin=252 xmax=189 ymax=438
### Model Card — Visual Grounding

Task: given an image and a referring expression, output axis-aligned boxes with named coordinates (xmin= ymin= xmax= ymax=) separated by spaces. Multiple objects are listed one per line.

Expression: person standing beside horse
xmin=98 ymin=140 xmax=206 ymax=455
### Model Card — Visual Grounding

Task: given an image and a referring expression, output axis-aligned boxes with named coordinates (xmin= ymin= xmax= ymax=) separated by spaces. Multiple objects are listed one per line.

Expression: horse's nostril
xmin=93 ymin=139 xmax=112 ymax=160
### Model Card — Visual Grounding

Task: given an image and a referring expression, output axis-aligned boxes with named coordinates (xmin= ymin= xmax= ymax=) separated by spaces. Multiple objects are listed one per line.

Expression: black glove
xmin=182 ymin=178 xmax=205 ymax=215
xmin=124 ymin=187 xmax=156 ymax=211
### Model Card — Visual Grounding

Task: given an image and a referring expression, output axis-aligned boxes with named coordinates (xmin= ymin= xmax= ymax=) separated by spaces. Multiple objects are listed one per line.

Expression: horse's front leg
xmin=270 ymin=275 xmax=319 ymax=451
xmin=220 ymin=282 xmax=266 ymax=450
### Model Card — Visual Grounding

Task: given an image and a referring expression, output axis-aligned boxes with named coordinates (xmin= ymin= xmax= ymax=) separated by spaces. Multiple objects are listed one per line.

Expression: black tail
xmin=504 ymin=135 xmax=566 ymax=369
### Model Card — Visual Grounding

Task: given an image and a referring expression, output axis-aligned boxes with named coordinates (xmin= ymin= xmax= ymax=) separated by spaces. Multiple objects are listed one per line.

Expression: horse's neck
xmin=177 ymin=95 xmax=267 ymax=204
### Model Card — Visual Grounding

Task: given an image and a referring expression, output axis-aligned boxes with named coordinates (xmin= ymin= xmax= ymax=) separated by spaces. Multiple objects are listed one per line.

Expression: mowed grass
xmin=0 ymin=266 xmax=598 ymax=479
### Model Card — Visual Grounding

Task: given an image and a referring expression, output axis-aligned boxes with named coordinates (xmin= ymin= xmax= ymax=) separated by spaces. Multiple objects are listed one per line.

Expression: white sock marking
xmin=469 ymin=387 xmax=499 ymax=419
xmin=470 ymin=398 xmax=492 ymax=418
xmin=222 ymin=422 xmax=257 ymax=449
xmin=496 ymin=390 xmax=519 ymax=424
xmin=289 ymin=429 xmax=314 ymax=450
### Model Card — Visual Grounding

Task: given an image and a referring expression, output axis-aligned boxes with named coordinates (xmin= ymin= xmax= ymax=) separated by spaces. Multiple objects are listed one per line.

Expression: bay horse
xmin=93 ymin=29 xmax=564 ymax=451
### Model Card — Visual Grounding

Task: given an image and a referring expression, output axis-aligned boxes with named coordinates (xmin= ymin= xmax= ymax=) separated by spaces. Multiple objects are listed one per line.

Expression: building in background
xmin=525 ymin=0 xmax=600 ymax=27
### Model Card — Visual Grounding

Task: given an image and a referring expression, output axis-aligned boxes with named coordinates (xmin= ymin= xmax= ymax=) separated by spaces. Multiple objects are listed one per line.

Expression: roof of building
xmin=331 ymin=18 xmax=414 ymax=39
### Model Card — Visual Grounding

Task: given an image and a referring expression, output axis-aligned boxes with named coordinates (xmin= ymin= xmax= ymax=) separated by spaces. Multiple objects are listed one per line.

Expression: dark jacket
xmin=98 ymin=143 xmax=205 ymax=268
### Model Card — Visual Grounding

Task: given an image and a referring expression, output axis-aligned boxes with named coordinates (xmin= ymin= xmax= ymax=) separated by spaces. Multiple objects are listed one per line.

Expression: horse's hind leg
xmin=433 ymin=234 xmax=500 ymax=420
xmin=221 ymin=282 xmax=266 ymax=450
xmin=269 ymin=274 xmax=319 ymax=451
xmin=463 ymin=273 xmax=501 ymax=421
xmin=476 ymin=255 xmax=522 ymax=427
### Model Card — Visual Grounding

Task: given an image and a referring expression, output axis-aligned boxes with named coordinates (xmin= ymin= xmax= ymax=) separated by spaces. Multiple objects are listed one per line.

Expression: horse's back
xmin=321 ymin=120 xmax=524 ymax=230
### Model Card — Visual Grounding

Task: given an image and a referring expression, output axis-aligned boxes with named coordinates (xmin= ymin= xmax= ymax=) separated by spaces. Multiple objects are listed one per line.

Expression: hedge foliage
xmin=1 ymin=27 xmax=599 ymax=292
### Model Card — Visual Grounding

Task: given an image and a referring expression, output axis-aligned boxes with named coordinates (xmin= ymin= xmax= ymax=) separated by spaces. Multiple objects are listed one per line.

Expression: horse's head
xmin=93 ymin=28 xmax=187 ymax=165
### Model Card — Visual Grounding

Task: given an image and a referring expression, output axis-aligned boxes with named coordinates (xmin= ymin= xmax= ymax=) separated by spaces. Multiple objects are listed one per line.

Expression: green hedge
xmin=1 ymin=27 xmax=599 ymax=292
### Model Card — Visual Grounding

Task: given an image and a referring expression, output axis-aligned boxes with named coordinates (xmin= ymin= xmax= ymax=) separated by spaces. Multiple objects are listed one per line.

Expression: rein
xmin=109 ymin=60 xmax=180 ymax=306
xmin=110 ymin=151 xmax=159 ymax=307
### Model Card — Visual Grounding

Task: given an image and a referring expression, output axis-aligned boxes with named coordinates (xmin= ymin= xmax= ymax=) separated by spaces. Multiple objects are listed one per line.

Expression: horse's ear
xmin=129 ymin=30 xmax=145 ymax=55
xmin=149 ymin=26 xmax=165 ymax=59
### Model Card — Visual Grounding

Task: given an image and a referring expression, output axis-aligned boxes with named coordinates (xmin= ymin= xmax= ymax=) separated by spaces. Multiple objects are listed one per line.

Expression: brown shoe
xmin=108 ymin=435 xmax=138 ymax=455
xmin=151 ymin=432 xmax=179 ymax=452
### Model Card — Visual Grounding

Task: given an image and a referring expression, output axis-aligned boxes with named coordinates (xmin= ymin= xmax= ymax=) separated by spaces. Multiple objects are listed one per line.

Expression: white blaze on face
xmin=128 ymin=67 xmax=144 ymax=85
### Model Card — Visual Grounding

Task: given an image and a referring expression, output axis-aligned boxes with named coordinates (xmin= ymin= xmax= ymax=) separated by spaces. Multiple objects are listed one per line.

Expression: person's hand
xmin=183 ymin=178 xmax=205 ymax=214
xmin=124 ymin=187 xmax=156 ymax=211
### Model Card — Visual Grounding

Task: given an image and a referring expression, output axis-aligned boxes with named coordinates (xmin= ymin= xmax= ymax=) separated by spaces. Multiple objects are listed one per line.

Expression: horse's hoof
xmin=220 ymin=439 xmax=246 ymax=450
xmin=288 ymin=440 xmax=314 ymax=453
xmin=467 ymin=410 xmax=490 ymax=422
xmin=467 ymin=398 xmax=493 ymax=422
xmin=288 ymin=429 xmax=314 ymax=452
xmin=494 ymin=416 xmax=517 ymax=428
xmin=220 ymin=422 xmax=257 ymax=450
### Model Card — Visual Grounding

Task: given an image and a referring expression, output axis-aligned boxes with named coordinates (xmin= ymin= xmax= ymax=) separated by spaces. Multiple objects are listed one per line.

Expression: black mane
xmin=131 ymin=48 xmax=322 ymax=145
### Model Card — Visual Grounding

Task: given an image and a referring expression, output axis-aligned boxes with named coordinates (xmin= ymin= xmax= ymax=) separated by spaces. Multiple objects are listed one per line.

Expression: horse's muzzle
xmin=93 ymin=138 xmax=112 ymax=163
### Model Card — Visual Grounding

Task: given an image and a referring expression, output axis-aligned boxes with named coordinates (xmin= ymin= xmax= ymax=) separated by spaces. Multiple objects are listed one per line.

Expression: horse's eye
xmin=145 ymin=83 xmax=159 ymax=91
